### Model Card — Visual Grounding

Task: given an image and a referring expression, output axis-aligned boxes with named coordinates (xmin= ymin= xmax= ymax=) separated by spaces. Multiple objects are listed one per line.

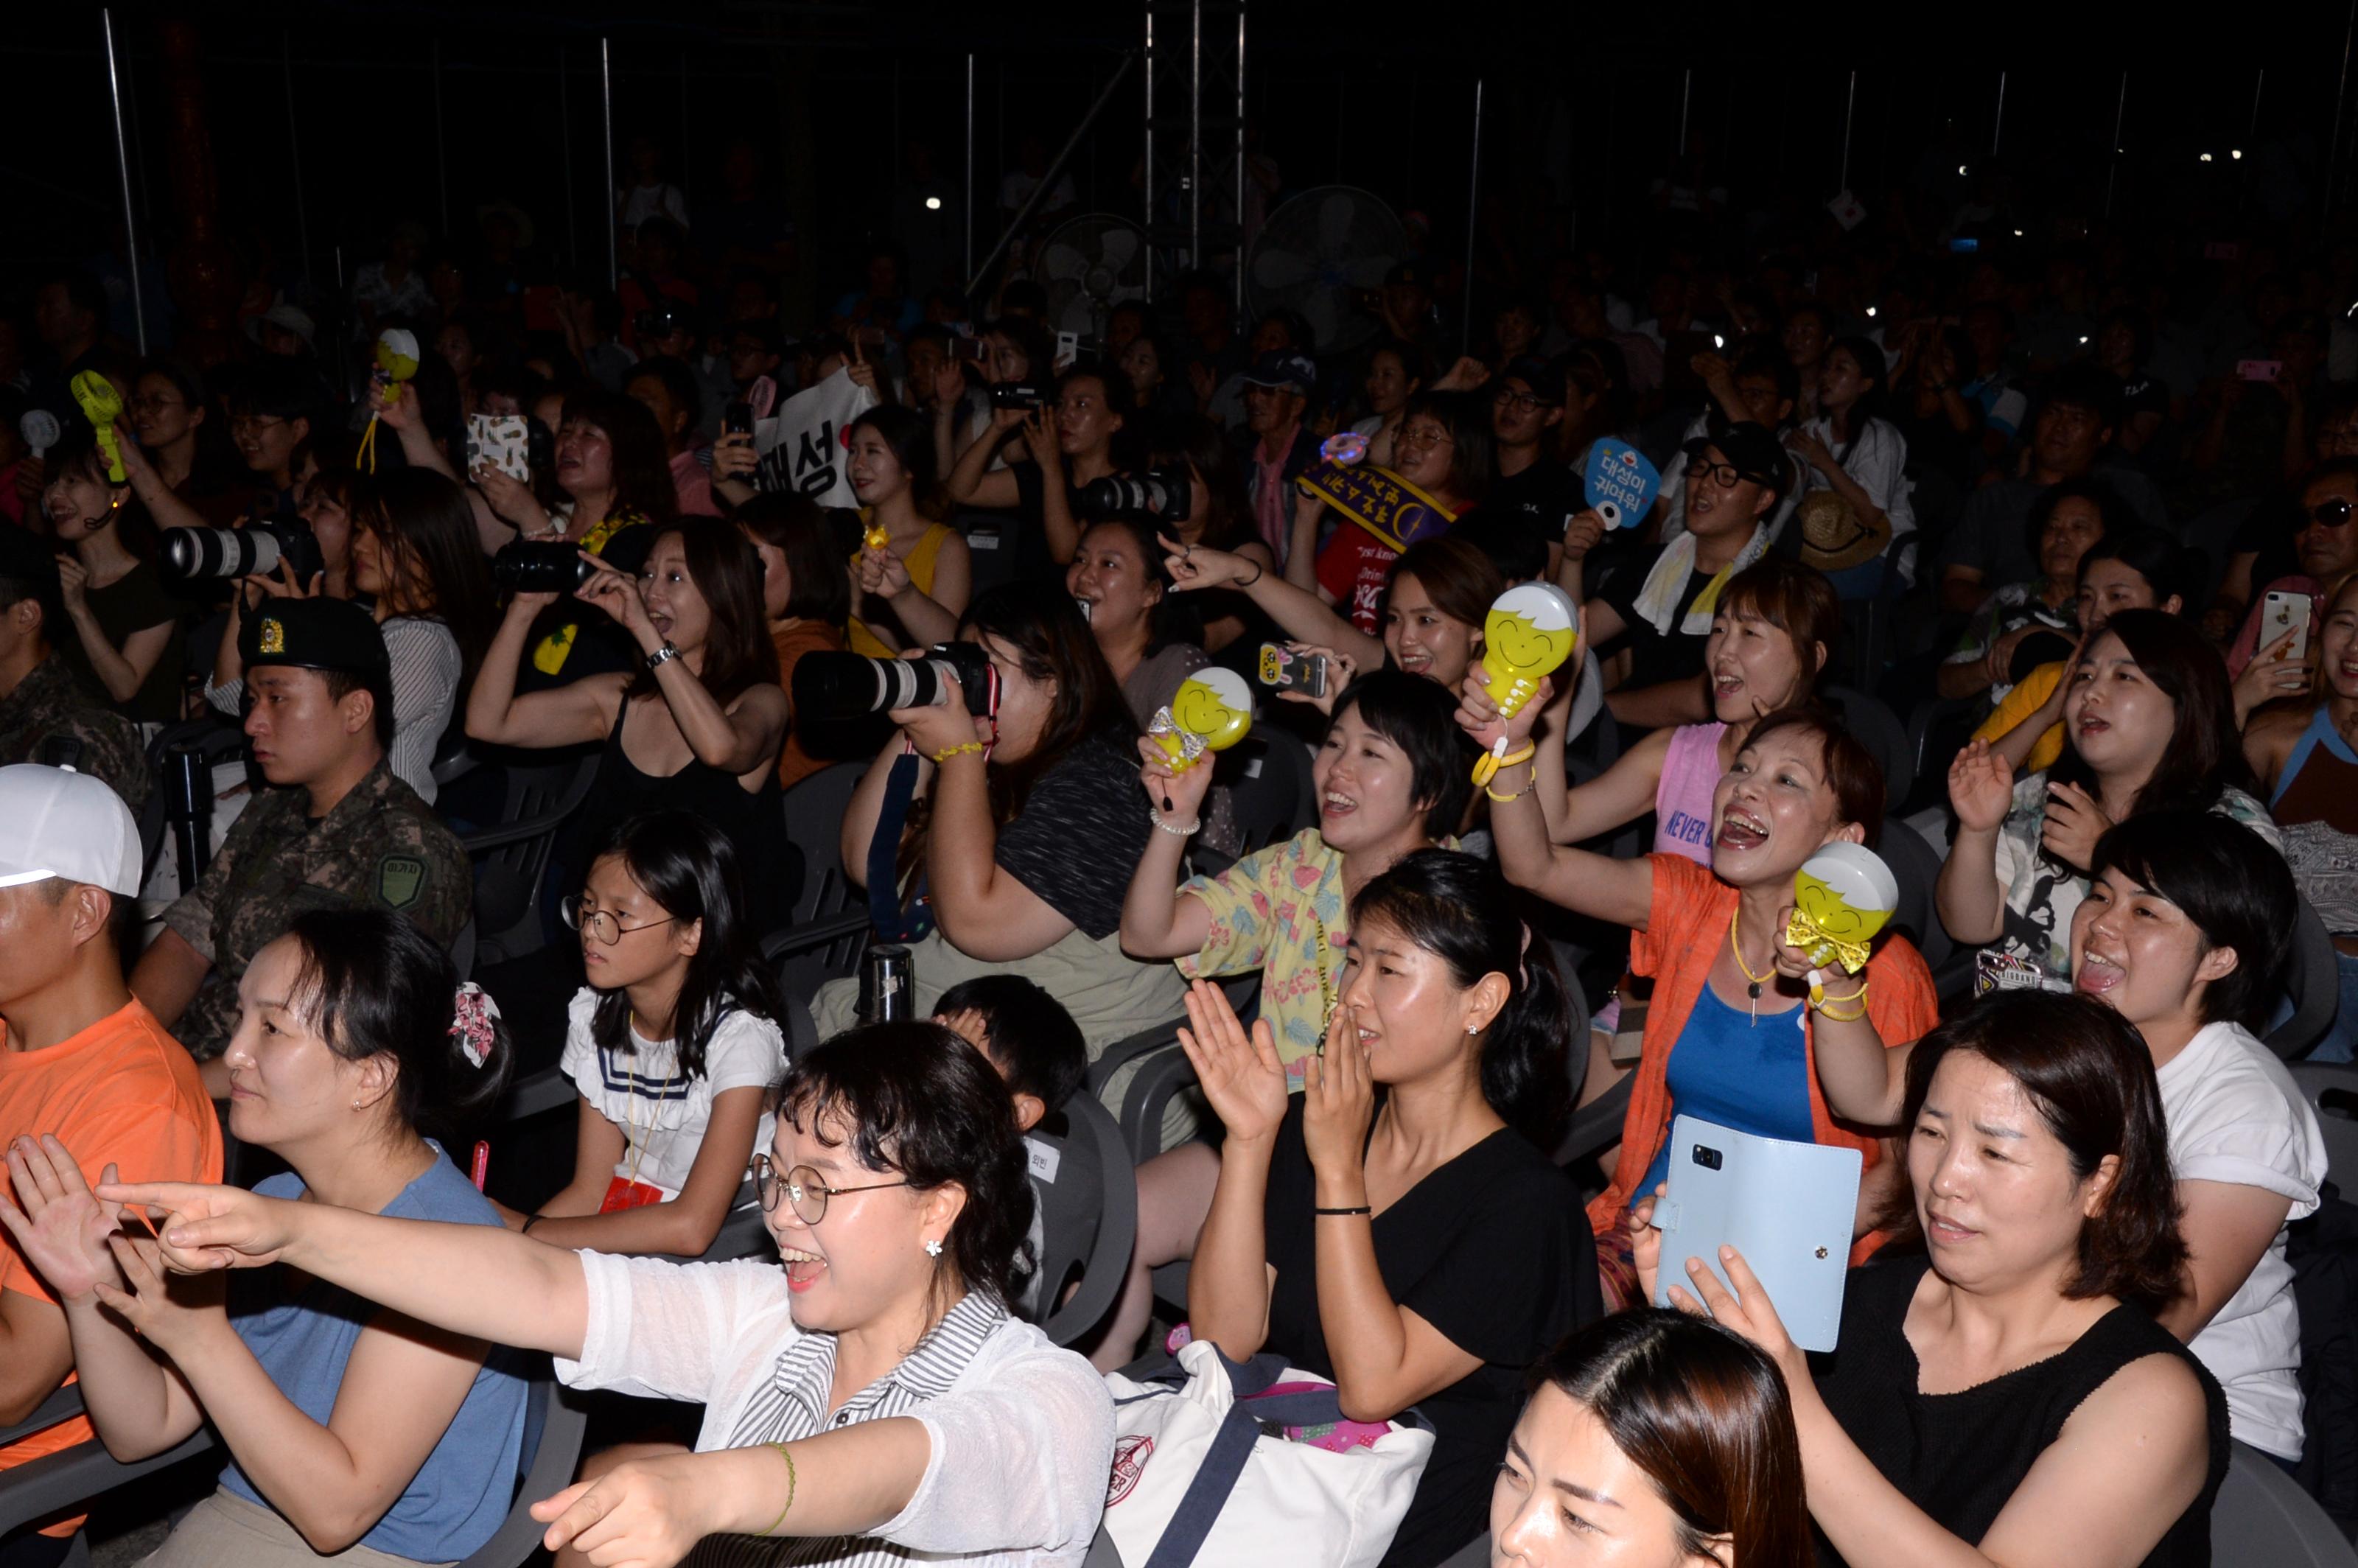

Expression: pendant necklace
xmin=1729 ymin=905 xmax=1775 ymax=1026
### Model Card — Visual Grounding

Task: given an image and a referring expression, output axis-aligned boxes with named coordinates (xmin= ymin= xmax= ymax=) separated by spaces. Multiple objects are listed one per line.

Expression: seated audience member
xmin=0 ymin=766 xmax=220 ymax=1567
xmin=1940 ymin=477 xmax=2125 ymax=707
xmin=736 ymin=494 xmax=853 ymax=791
xmin=225 ymin=363 xmax=318 ymax=521
xmin=2213 ymin=391 xmax=2358 ymax=629
xmin=1136 ymin=416 xmax=1276 ymax=655
xmin=1463 ymin=357 xmax=1580 ymax=576
xmin=466 ymin=519 xmax=791 ymax=932
xmin=822 ymin=581 xmax=1184 ymax=1053
xmin=2224 ymin=458 xmax=2358 ymax=681
xmin=135 ymin=599 xmax=471 ymax=1084
xmin=1570 ymin=421 xmax=1789 ymax=732
xmin=1307 ymin=391 xmax=1491 ymax=637
xmin=1635 ymin=992 xmax=2228 ymax=1567
xmin=1233 ymin=351 xmax=1321 ymax=566
xmin=624 ymin=357 xmax=718 ymax=519
xmin=101 ymin=1023 xmax=1116 ymax=1568
xmin=4 ymin=908 xmax=525 ymax=1568
xmin=1939 ymin=610 xmax=2278 ymax=993
xmin=213 ymin=468 xmax=496 ymax=805
xmin=1348 ymin=338 xmax=1429 ymax=470
xmin=931 ymin=976 xmax=1089 ymax=1322
xmin=2246 ymin=573 xmax=2358 ymax=1059
xmin=1474 ymin=699 xmax=1938 ymax=1305
xmin=848 ymin=405 xmax=973 ymax=657
xmin=1652 ymin=348 xmax=1805 ymax=543
xmin=1786 ymin=335 xmax=1915 ymax=597
xmin=122 ymin=357 xmax=232 ymax=525
xmin=1937 ymin=364 xmax=2169 ymax=615
xmin=1169 ymin=532 xmax=1505 ymax=704
xmin=1068 ymin=513 xmax=1212 ymax=731
xmin=1182 ymin=851 xmax=1597 ymax=1568
xmin=521 ymin=812 xmax=788 ymax=1256
xmin=942 ymin=365 xmax=1127 ymax=568
xmin=1104 ymin=672 xmax=1469 ymax=1371
xmin=0 ymin=532 xmax=151 ymax=809
xmin=1975 ymin=525 xmax=2188 ymax=775
xmin=1495 ymin=1312 xmax=1811 ymax=1568
xmin=40 ymin=430 xmax=185 ymax=724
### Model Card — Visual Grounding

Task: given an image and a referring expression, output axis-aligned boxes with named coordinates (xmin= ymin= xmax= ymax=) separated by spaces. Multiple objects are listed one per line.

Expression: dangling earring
xmin=923 ymin=1239 xmax=943 ymax=1258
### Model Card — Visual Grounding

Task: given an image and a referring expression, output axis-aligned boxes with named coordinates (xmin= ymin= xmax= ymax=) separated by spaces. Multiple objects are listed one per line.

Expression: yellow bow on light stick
xmin=1788 ymin=844 xmax=1898 ymax=1004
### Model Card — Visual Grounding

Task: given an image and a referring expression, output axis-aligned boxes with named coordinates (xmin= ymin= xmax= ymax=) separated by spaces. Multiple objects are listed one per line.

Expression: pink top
xmin=1652 ymin=721 xmax=1726 ymax=862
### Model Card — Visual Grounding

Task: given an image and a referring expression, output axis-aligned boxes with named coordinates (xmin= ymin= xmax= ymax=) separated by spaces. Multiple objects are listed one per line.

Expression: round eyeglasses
xmin=559 ymin=896 xmax=679 ymax=947
xmin=749 ymin=1154 xmax=912 ymax=1225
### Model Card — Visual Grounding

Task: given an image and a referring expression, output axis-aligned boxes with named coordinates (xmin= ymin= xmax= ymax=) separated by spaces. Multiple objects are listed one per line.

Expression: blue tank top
xmin=1641 ymin=986 xmax=1815 ymax=1194
xmin=220 ymin=1146 xmax=529 ymax=1561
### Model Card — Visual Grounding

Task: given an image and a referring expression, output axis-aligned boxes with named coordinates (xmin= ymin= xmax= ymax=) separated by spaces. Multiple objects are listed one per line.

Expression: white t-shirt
xmin=559 ymin=989 xmax=786 ymax=1198
xmin=2155 ymin=1019 xmax=2329 ymax=1460
xmin=1799 ymin=413 xmax=1917 ymax=540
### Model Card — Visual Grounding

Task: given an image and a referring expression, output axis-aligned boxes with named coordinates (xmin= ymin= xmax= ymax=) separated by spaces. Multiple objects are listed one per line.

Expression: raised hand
xmin=1947 ymin=738 xmax=2015 ymax=834
xmin=575 ymin=554 xmax=655 ymax=641
xmin=94 ymin=1231 xmax=223 ymax=1357
xmin=1561 ymin=508 xmax=1606 ymax=563
xmin=1628 ymin=1184 xmax=1666 ymax=1306
xmin=2039 ymin=780 xmax=2113 ymax=872
xmin=1160 ymin=533 xmax=1253 ymax=592
xmin=1300 ymin=1007 xmax=1376 ymax=1179
xmin=0 ymin=1136 xmax=126 ymax=1304
xmin=1136 ymin=731 xmax=1217 ymax=820
xmin=1173 ymin=979 xmax=1288 ymax=1145
xmin=91 ymin=1180 xmax=295 ymax=1273
xmin=1456 ymin=669 xmax=1553 ymax=752
xmin=1662 ymin=1243 xmax=1811 ymax=1390
xmin=857 ymin=543 xmax=912 ymax=598
xmin=1272 ymin=643 xmax=1352 ymax=717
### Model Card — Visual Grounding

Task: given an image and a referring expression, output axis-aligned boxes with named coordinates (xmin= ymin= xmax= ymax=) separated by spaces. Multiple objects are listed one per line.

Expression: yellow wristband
xmin=1470 ymin=741 xmax=1537 ymax=786
xmin=928 ymin=741 xmax=987 ymax=765
xmin=757 ymin=1441 xmax=797 ymax=1536
xmin=1484 ymin=782 xmax=1530 ymax=804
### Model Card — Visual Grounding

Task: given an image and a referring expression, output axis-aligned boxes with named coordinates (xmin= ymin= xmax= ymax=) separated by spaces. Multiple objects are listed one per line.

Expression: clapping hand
xmin=1173 ymin=979 xmax=1289 ymax=1146
xmin=0 ymin=1136 xmax=127 ymax=1305
xmin=1301 ymin=1006 xmax=1376 ymax=1179
xmin=1947 ymin=739 xmax=2014 ymax=834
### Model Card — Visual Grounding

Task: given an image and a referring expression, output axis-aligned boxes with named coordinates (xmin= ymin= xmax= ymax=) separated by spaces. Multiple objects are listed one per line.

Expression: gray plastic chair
xmin=1824 ymin=685 xmax=1913 ymax=809
xmin=779 ymin=762 xmax=868 ymax=928
xmin=1027 ymin=1091 xmax=1141 ymax=1350
xmin=2268 ymin=898 xmax=2342 ymax=1062
xmin=2212 ymin=1438 xmax=2358 ymax=1567
xmin=458 ymin=755 xmax=599 ymax=967
xmin=2289 ymin=1062 xmax=2358 ymax=1192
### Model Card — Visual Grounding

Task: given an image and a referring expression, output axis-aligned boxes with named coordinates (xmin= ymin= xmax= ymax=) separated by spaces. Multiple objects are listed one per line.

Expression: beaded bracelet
xmin=1151 ymin=809 xmax=1202 ymax=837
xmin=756 ymin=1442 xmax=798 ymax=1536
xmin=929 ymin=741 xmax=987 ymax=765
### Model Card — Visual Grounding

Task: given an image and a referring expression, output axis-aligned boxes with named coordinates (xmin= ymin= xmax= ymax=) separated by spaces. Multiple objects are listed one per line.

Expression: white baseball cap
xmin=0 ymin=765 xmax=142 ymax=897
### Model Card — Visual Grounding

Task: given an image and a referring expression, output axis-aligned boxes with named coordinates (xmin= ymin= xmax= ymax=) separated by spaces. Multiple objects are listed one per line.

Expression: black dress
xmin=1811 ymin=1253 xmax=2229 ymax=1567
xmin=1259 ymin=1097 xmax=1600 ymax=1568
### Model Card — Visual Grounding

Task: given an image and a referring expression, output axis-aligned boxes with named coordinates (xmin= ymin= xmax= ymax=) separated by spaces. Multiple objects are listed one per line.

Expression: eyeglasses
xmin=559 ymin=897 xmax=679 ymax=946
xmin=749 ymin=1154 xmax=912 ymax=1224
xmin=2307 ymin=497 xmax=2356 ymax=528
xmin=228 ymin=415 xmax=287 ymax=437
xmin=1689 ymin=461 xmax=1767 ymax=491
xmin=1491 ymin=389 xmax=1560 ymax=413
xmin=1397 ymin=424 xmax=1454 ymax=450
xmin=127 ymin=393 xmax=183 ymax=413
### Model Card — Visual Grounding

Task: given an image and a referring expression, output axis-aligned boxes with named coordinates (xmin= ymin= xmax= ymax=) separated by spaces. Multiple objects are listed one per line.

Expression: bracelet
xmin=644 ymin=642 xmax=681 ymax=671
xmin=520 ymin=1214 xmax=545 ymax=1236
xmin=1811 ymin=979 xmax=1870 ymax=1021
xmin=756 ymin=1441 xmax=798 ymax=1536
xmin=1313 ymin=1205 xmax=1373 ymax=1217
xmin=1470 ymin=741 xmax=1537 ymax=787
xmin=1239 ymin=561 xmax=1264 ymax=587
xmin=928 ymin=741 xmax=987 ymax=765
xmin=1814 ymin=997 xmax=1870 ymax=1023
xmin=1150 ymin=808 xmax=1202 ymax=837
xmin=1484 ymin=781 xmax=1530 ymax=803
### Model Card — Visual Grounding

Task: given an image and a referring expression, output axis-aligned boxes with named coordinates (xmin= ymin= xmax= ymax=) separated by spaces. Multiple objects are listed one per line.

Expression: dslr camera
xmin=491 ymin=540 xmax=598 ymax=595
xmin=989 ymin=382 xmax=1048 ymax=411
xmin=793 ymin=643 xmax=996 ymax=720
xmin=1080 ymin=467 xmax=1192 ymax=524
xmin=164 ymin=521 xmax=324 ymax=585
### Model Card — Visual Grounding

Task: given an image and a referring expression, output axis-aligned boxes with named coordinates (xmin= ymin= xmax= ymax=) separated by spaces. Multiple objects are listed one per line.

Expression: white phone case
xmin=1654 ymin=1116 xmax=1863 ymax=1352
xmin=2264 ymin=591 xmax=2313 ymax=663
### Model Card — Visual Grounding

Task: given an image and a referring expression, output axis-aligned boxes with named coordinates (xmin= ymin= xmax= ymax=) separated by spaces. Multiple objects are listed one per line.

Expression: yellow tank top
xmin=848 ymin=521 xmax=956 ymax=658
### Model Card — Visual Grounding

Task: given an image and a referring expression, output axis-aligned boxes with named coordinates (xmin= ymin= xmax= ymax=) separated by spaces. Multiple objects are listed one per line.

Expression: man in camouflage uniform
xmin=0 ymin=529 xmax=151 ymax=811
xmin=133 ymin=597 xmax=469 ymax=1082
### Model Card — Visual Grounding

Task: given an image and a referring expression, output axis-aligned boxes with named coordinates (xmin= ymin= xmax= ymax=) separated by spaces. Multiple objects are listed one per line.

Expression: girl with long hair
xmin=39 ymin=430 xmax=184 ymax=723
xmin=848 ymin=404 xmax=973 ymax=656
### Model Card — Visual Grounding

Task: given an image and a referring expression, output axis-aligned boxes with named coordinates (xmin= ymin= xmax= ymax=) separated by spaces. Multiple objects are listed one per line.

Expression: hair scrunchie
xmin=450 ymin=981 xmax=503 ymax=1068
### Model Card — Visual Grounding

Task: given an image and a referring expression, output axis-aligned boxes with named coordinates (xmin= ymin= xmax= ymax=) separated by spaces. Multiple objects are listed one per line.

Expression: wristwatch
xmin=645 ymin=642 xmax=682 ymax=671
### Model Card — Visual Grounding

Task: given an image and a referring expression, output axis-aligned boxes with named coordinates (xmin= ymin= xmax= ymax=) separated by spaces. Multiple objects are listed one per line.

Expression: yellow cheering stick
xmin=355 ymin=329 xmax=421 ymax=473
xmin=1787 ymin=843 xmax=1898 ymax=1006
xmin=70 ymin=372 xmax=126 ymax=483
xmin=1471 ymin=582 xmax=1579 ymax=786
xmin=1147 ymin=668 xmax=1254 ymax=772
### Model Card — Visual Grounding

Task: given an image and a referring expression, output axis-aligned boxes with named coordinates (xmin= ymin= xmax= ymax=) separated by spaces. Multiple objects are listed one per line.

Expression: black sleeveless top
xmin=555 ymin=694 xmax=796 ymax=932
xmin=1812 ymin=1253 xmax=2228 ymax=1567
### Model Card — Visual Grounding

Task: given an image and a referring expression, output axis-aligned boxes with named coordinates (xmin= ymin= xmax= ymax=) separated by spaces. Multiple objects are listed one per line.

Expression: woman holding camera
xmin=738 ymin=494 xmax=855 ymax=791
xmin=847 ymin=405 xmax=971 ymax=658
xmin=944 ymin=366 xmax=1128 ymax=569
xmin=41 ymin=430 xmax=186 ymax=723
xmin=466 ymin=517 xmax=792 ymax=931
xmin=212 ymin=469 xmax=497 ymax=804
xmin=819 ymin=579 xmax=1186 ymax=1057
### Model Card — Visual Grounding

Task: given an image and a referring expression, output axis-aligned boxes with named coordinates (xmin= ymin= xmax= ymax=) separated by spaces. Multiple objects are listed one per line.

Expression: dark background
xmin=6 ymin=2 xmax=2356 ymax=321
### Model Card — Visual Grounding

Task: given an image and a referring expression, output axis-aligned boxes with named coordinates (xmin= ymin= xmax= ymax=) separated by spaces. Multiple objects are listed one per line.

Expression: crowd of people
xmin=0 ymin=104 xmax=2356 ymax=1568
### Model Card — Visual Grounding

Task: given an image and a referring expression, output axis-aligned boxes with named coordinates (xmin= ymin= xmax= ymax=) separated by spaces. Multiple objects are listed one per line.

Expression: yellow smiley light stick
xmin=1148 ymin=668 xmax=1254 ymax=771
xmin=355 ymin=329 xmax=421 ymax=473
xmin=1472 ymin=582 xmax=1579 ymax=783
xmin=1787 ymin=842 xmax=1899 ymax=1004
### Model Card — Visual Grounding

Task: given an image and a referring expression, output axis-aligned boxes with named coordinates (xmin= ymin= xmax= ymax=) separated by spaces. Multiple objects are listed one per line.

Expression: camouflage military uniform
xmin=163 ymin=760 xmax=470 ymax=1059
xmin=0 ymin=654 xmax=153 ymax=812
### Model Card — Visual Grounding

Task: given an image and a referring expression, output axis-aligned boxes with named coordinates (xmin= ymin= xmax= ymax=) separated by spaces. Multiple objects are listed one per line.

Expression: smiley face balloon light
xmin=356 ymin=329 xmax=422 ymax=473
xmin=1480 ymin=583 xmax=1580 ymax=715
xmin=1149 ymin=668 xmax=1253 ymax=771
xmin=1786 ymin=842 xmax=1899 ymax=1004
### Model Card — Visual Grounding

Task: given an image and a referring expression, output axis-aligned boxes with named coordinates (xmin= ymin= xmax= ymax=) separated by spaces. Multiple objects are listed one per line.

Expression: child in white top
xmin=528 ymin=811 xmax=789 ymax=1257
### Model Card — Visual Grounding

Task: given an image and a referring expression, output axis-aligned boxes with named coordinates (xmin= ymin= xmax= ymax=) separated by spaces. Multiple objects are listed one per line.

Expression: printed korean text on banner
xmin=755 ymin=366 xmax=878 ymax=507
xmin=1583 ymin=439 xmax=1661 ymax=530
xmin=1293 ymin=462 xmax=1459 ymax=555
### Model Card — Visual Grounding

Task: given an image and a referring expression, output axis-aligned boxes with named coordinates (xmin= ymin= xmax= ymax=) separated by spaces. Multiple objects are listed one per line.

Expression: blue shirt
xmin=220 ymin=1146 xmax=529 ymax=1561
xmin=1641 ymin=987 xmax=1816 ymax=1194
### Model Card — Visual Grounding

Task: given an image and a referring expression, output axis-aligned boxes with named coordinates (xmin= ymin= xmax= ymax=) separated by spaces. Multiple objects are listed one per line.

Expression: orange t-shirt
xmin=1585 ymin=853 xmax=1939 ymax=1255
xmin=0 ymin=999 xmax=223 ymax=1533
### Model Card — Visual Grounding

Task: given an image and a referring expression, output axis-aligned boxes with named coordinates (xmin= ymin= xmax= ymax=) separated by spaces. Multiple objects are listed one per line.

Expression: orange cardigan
xmin=1585 ymin=853 xmax=1939 ymax=1249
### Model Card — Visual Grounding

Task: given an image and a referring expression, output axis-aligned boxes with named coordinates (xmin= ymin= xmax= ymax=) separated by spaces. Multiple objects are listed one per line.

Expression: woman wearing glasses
xmin=504 ymin=811 xmax=788 ymax=1259
xmin=1304 ymin=389 xmax=1494 ymax=638
xmin=95 ymin=1023 xmax=1115 ymax=1568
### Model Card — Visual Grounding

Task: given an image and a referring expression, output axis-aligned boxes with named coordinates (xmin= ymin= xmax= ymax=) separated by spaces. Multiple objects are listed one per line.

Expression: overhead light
xmin=1712 ymin=335 xmax=1725 ymax=349
xmin=2200 ymin=153 xmax=2214 ymax=163
xmin=1958 ymin=164 xmax=1969 ymax=176
xmin=2231 ymin=149 xmax=2245 ymax=161
xmin=1865 ymin=306 xmax=1878 ymax=318
xmin=926 ymin=196 xmax=942 ymax=210
xmin=2013 ymin=228 xmax=2024 ymax=237
xmin=2079 ymin=335 xmax=2091 ymax=345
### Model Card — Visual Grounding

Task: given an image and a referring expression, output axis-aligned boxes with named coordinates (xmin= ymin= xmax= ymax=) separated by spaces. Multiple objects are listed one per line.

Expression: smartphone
xmin=1654 ymin=1116 xmax=1863 ymax=1353
xmin=724 ymin=400 xmax=755 ymax=438
xmin=951 ymin=335 xmax=986 ymax=362
xmin=2238 ymin=359 xmax=2284 ymax=383
xmin=1054 ymin=330 xmax=1080 ymax=368
xmin=464 ymin=414 xmax=531 ymax=482
xmin=1257 ymin=643 xmax=1329 ymax=699
xmin=1948 ymin=237 xmax=1980 ymax=253
xmin=2264 ymin=589 xmax=2314 ymax=662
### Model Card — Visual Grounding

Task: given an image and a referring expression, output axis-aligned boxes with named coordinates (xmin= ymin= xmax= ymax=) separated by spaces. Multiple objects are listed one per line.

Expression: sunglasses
xmin=2307 ymin=497 xmax=2356 ymax=528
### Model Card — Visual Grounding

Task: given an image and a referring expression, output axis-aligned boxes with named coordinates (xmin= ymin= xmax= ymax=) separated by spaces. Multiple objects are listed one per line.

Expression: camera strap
xmin=867 ymin=748 xmax=936 ymax=944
